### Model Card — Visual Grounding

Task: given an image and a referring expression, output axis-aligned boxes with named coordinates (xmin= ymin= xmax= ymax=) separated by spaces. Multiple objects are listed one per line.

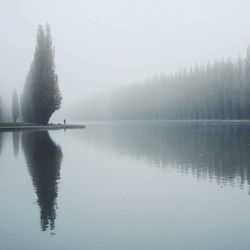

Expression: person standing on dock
xmin=64 ymin=119 xmax=66 ymax=125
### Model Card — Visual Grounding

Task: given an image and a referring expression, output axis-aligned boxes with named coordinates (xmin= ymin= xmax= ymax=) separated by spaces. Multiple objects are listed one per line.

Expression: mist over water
xmin=2 ymin=1 xmax=250 ymax=249
xmin=1 ymin=122 xmax=250 ymax=249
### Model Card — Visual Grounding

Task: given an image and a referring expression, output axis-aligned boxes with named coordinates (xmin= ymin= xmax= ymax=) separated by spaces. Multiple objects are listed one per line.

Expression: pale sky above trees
xmin=1 ymin=0 xmax=250 ymax=119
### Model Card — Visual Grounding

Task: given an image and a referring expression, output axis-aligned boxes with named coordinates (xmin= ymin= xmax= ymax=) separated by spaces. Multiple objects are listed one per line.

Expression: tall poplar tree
xmin=22 ymin=24 xmax=62 ymax=124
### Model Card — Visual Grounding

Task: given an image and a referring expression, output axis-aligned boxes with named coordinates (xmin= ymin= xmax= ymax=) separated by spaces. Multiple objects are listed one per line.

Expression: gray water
xmin=1 ymin=121 xmax=250 ymax=250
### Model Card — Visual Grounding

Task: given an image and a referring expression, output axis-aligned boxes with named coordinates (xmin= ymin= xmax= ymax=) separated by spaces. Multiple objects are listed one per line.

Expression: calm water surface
xmin=1 ymin=121 xmax=250 ymax=250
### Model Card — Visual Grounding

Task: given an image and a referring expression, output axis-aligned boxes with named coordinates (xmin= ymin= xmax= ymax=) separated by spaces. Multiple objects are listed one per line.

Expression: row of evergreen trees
xmin=80 ymin=46 xmax=250 ymax=120
xmin=0 ymin=24 xmax=62 ymax=124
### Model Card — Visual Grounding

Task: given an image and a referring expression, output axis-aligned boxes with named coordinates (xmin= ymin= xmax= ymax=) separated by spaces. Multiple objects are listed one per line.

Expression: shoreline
xmin=0 ymin=122 xmax=86 ymax=131
xmin=82 ymin=119 xmax=250 ymax=124
xmin=2 ymin=119 xmax=250 ymax=131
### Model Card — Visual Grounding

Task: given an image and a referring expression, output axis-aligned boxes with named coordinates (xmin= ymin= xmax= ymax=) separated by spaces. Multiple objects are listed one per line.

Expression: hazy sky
xmin=1 ymin=0 xmax=250 ymax=117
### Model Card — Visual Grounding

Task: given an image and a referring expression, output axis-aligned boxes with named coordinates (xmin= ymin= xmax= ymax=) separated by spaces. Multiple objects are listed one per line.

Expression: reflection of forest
xmin=0 ymin=132 xmax=4 ymax=155
xmin=22 ymin=131 xmax=62 ymax=232
xmin=12 ymin=132 xmax=20 ymax=156
xmin=86 ymin=122 xmax=250 ymax=186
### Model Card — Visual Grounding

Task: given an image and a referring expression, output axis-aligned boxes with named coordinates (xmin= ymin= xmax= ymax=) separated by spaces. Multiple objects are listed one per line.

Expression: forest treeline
xmin=79 ymin=46 xmax=250 ymax=120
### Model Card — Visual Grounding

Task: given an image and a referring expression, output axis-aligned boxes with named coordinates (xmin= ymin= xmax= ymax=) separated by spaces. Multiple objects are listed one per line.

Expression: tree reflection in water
xmin=12 ymin=131 xmax=20 ymax=157
xmin=22 ymin=131 xmax=62 ymax=232
xmin=83 ymin=122 xmax=250 ymax=188
xmin=0 ymin=132 xmax=4 ymax=155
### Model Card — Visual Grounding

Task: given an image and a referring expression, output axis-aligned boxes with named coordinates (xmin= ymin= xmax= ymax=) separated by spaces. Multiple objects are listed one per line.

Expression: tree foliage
xmin=12 ymin=89 xmax=20 ymax=122
xmin=80 ymin=46 xmax=250 ymax=120
xmin=22 ymin=24 xmax=62 ymax=124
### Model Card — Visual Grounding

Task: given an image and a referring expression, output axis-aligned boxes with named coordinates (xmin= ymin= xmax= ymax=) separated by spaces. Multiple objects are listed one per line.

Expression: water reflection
xmin=12 ymin=132 xmax=20 ymax=156
xmin=85 ymin=122 xmax=250 ymax=187
xmin=0 ymin=132 xmax=4 ymax=155
xmin=22 ymin=131 xmax=62 ymax=232
xmin=4 ymin=122 xmax=250 ymax=231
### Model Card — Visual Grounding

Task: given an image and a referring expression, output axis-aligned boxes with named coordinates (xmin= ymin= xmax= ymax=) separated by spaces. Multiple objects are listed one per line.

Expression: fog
xmin=1 ymin=0 xmax=250 ymax=121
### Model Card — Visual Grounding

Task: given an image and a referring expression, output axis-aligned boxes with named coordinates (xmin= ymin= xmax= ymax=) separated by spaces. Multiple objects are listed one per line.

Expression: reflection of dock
xmin=0 ymin=123 xmax=86 ymax=131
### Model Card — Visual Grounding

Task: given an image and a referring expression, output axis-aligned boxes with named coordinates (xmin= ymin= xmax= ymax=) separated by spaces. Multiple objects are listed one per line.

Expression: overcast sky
xmin=1 ymin=0 xmax=250 ymax=117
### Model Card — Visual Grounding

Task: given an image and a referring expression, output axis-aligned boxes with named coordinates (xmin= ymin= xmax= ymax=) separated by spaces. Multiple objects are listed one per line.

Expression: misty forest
xmin=1 ymin=25 xmax=250 ymax=123
xmin=2 ymin=1 xmax=250 ymax=250
xmin=79 ymin=47 xmax=250 ymax=121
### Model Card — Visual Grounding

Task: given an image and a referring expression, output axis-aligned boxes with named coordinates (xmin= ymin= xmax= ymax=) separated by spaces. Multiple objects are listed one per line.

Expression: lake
xmin=1 ymin=121 xmax=250 ymax=250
